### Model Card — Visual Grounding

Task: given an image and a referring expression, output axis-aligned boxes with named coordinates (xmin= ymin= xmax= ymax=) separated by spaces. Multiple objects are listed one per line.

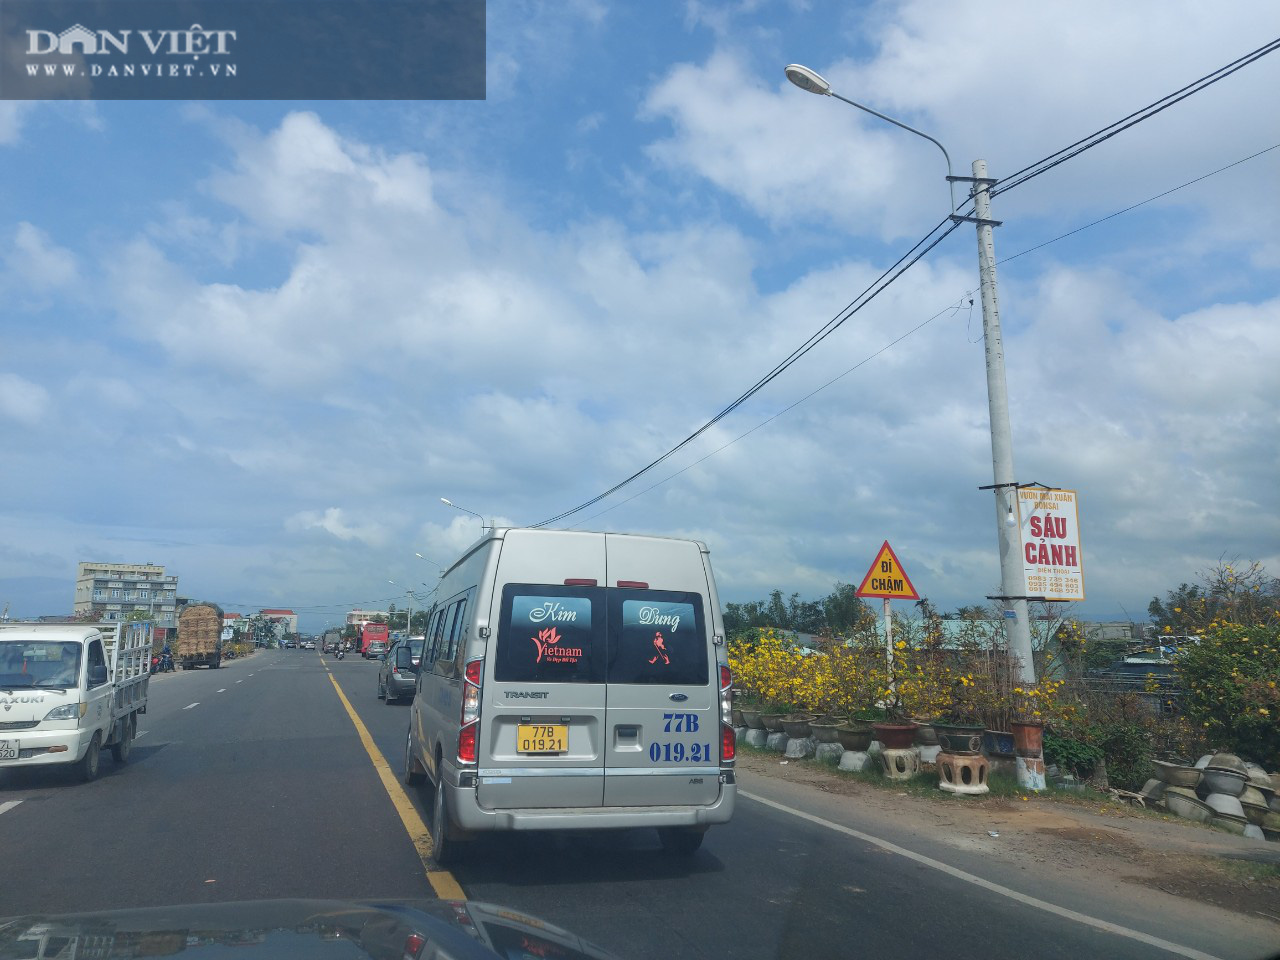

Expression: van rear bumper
xmin=445 ymin=774 xmax=736 ymax=833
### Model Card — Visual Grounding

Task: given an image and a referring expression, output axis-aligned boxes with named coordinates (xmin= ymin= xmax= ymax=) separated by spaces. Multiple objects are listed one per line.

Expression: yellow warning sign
xmin=855 ymin=541 xmax=920 ymax=600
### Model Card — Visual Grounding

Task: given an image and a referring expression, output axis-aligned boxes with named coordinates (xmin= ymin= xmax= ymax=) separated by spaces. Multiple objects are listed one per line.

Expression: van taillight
xmin=719 ymin=664 xmax=734 ymax=763
xmin=459 ymin=658 xmax=483 ymax=766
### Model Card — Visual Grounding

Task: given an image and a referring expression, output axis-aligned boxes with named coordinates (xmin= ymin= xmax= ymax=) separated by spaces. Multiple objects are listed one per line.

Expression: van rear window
xmin=609 ymin=593 xmax=707 ymax=685
xmin=495 ymin=585 xmax=605 ymax=684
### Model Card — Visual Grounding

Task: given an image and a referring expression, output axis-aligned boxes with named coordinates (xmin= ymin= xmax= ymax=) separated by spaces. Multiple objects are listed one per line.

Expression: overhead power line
xmin=530 ymin=214 xmax=966 ymax=528
xmin=992 ymin=36 xmax=1280 ymax=198
xmin=532 ymin=37 xmax=1280 ymax=529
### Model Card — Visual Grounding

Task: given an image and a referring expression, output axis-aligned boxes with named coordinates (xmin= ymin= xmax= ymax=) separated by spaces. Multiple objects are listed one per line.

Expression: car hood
xmin=0 ymin=687 xmax=74 ymax=725
xmin=0 ymin=899 xmax=623 ymax=960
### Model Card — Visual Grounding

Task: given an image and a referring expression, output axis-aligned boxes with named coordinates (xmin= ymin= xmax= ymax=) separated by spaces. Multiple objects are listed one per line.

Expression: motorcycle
xmin=335 ymin=649 xmax=345 ymax=660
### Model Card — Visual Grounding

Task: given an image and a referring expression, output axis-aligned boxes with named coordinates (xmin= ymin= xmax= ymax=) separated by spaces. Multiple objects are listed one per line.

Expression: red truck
xmin=359 ymin=622 xmax=389 ymax=658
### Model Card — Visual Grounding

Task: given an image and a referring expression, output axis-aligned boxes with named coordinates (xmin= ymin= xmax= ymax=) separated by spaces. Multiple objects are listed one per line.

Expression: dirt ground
xmin=735 ymin=749 xmax=1280 ymax=926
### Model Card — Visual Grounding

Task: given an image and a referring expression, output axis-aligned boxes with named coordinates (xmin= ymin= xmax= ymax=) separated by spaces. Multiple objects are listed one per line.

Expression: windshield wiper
xmin=32 ymin=681 xmax=71 ymax=690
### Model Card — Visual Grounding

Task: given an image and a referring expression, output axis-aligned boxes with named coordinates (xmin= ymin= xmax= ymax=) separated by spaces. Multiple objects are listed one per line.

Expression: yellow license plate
xmin=517 ymin=723 xmax=567 ymax=754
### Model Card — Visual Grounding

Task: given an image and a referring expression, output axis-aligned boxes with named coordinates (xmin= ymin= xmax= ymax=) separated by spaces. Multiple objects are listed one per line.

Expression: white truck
xmin=0 ymin=621 xmax=150 ymax=781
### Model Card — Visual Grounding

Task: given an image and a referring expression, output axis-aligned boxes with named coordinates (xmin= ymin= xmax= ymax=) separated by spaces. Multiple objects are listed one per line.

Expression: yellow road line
xmin=325 ymin=670 xmax=467 ymax=901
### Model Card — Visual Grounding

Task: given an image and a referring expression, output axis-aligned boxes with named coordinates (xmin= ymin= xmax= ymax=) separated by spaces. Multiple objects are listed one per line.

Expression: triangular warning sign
xmin=855 ymin=541 xmax=920 ymax=600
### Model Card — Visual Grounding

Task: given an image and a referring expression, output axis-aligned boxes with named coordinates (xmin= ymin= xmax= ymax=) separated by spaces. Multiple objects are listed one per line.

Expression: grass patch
xmin=1215 ymin=859 xmax=1280 ymax=884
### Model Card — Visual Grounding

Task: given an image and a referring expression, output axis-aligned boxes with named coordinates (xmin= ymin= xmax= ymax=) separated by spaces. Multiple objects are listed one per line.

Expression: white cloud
xmin=3 ymin=222 xmax=79 ymax=292
xmin=286 ymin=507 xmax=388 ymax=547
xmin=0 ymin=372 xmax=51 ymax=425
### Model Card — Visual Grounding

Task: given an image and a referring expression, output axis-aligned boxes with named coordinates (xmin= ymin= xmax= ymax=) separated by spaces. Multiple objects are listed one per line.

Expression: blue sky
xmin=2 ymin=0 xmax=1278 ymax=632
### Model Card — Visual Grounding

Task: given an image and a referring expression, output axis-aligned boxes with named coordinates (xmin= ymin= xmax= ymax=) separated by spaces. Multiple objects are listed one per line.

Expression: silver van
xmin=404 ymin=528 xmax=736 ymax=863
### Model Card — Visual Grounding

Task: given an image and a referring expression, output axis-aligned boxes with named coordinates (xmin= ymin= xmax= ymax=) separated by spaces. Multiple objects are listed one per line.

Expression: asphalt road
xmin=1 ymin=648 xmax=1275 ymax=960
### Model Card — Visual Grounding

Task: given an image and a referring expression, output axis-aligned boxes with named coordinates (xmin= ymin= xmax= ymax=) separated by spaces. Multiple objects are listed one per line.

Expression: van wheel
xmin=431 ymin=781 xmax=463 ymax=865
xmin=111 ymin=716 xmax=135 ymax=763
xmin=404 ymin=730 xmax=426 ymax=786
xmin=78 ymin=732 xmax=102 ymax=782
xmin=659 ymin=827 xmax=705 ymax=855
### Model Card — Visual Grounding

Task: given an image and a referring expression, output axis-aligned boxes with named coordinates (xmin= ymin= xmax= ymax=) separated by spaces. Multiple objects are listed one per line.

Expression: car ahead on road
xmin=284 ymin=639 xmax=297 ymax=649
xmin=377 ymin=640 xmax=418 ymax=704
xmin=365 ymin=639 xmax=388 ymax=659
xmin=403 ymin=527 xmax=736 ymax=864
xmin=302 ymin=640 xmax=316 ymax=650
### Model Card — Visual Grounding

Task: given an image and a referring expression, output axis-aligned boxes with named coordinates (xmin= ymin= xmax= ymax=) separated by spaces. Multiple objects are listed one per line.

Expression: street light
xmin=784 ymin=64 xmax=956 ymax=212
xmin=784 ymin=63 xmax=1036 ymax=692
xmin=440 ymin=497 xmax=488 ymax=531
xmin=388 ymin=579 xmax=416 ymax=635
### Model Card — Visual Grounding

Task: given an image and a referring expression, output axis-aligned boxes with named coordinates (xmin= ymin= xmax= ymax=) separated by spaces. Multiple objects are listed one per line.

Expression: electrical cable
xmin=530 ymin=214 xmax=967 ymax=528
xmin=568 ymin=295 xmax=974 ymax=529
xmin=997 ymin=142 xmax=1280 ymax=266
xmin=992 ymin=37 xmax=1280 ymax=198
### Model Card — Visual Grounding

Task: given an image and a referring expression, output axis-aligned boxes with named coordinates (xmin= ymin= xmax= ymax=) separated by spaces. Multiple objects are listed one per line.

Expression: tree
xmin=1149 ymin=558 xmax=1279 ymax=633
xmin=823 ymin=583 xmax=874 ymax=636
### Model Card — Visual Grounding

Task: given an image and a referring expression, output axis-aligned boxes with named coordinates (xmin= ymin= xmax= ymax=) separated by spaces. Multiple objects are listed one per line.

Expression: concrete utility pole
xmin=967 ymin=159 xmax=1036 ymax=687
xmin=782 ymin=66 xmax=1040 ymax=689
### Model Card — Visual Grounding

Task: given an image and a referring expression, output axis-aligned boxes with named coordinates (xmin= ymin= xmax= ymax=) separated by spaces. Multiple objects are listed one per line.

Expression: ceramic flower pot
xmin=760 ymin=713 xmax=786 ymax=733
xmin=740 ymin=708 xmax=766 ymax=730
xmin=912 ymin=721 xmax=939 ymax=747
xmin=780 ymin=715 xmax=816 ymax=739
xmin=872 ymin=722 xmax=919 ymax=750
xmin=1200 ymin=769 xmax=1247 ymax=798
xmin=1204 ymin=792 xmax=1245 ymax=818
xmin=834 ymin=723 xmax=873 ymax=752
xmin=982 ymin=729 xmax=1016 ymax=758
xmin=809 ymin=720 xmax=844 ymax=744
xmin=934 ymin=723 xmax=985 ymax=756
xmin=732 ymin=708 xmax=745 ymax=728
xmin=1011 ymin=720 xmax=1045 ymax=757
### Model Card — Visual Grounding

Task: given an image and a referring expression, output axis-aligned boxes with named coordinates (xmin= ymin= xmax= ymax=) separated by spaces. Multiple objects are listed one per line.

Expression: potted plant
xmin=934 ymin=668 xmax=988 ymax=756
xmin=825 ymin=640 xmax=880 ymax=749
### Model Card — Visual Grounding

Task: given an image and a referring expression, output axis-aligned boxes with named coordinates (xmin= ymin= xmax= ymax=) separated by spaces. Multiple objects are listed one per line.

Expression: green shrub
xmin=1175 ymin=622 xmax=1280 ymax=769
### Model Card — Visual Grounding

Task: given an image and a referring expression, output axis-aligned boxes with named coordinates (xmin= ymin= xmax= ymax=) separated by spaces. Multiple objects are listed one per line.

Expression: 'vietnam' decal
xmin=531 ymin=626 xmax=583 ymax=665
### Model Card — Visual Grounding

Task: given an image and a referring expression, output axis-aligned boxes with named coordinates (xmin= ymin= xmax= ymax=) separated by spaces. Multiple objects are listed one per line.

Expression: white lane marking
xmin=183 ymin=702 xmax=200 ymax=710
xmin=248 ymin=674 xmax=254 ymax=677
xmin=135 ymin=730 xmax=149 ymax=739
xmin=740 ymin=790 xmax=1225 ymax=960
xmin=235 ymin=680 xmax=243 ymax=684
xmin=217 ymin=688 xmax=227 ymax=693
xmin=0 ymin=801 xmax=23 ymax=817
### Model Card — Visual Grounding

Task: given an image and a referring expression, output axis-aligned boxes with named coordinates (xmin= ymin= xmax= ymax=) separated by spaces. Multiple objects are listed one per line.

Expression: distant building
xmin=346 ymin=609 xmax=387 ymax=626
xmin=261 ymin=608 xmax=298 ymax=635
xmin=73 ymin=561 xmax=179 ymax=637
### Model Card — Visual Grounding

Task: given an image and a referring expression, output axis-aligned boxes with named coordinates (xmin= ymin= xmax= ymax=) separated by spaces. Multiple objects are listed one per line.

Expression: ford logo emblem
xmin=668 ymin=693 xmax=688 ymax=702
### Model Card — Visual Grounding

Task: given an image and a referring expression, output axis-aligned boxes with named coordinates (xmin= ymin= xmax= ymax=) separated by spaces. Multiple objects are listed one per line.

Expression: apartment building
xmin=73 ymin=561 xmax=179 ymax=635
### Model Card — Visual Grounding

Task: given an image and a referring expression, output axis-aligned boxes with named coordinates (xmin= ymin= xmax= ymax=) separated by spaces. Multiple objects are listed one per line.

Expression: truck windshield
xmin=0 ymin=640 xmax=81 ymax=688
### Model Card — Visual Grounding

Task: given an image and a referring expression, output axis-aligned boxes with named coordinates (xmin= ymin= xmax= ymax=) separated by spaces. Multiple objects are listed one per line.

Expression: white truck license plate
xmin=0 ymin=740 xmax=18 ymax=760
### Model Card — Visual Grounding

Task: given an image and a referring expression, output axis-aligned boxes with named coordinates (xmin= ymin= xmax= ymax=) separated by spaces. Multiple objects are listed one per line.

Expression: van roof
xmin=440 ymin=527 xmax=711 ymax=578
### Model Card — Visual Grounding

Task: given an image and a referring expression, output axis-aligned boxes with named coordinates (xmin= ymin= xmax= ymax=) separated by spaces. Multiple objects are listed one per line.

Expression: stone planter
xmin=1011 ymin=720 xmax=1044 ymax=757
xmin=1164 ymin=786 xmax=1212 ymax=823
xmin=740 ymin=708 xmax=766 ymax=730
xmin=913 ymin=721 xmax=939 ymax=747
xmin=809 ymin=721 xmax=843 ymax=744
xmin=1240 ymin=800 xmax=1270 ymax=827
xmin=1200 ymin=769 xmax=1247 ymax=798
xmin=1204 ymin=793 xmax=1245 ymax=818
xmin=934 ymin=723 xmax=985 ymax=756
xmin=732 ymin=708 xmax=745 ymax=728
xmin=760 ymin=713 xmax=786 ymax=733
xmin=872 ymin=722 xmax=919 ymax=750
xmin=982 ymin=729 xmax=1016 ymax=758
xmin=835 ymin=723 xmax=874 ymax=752
xmin=1152 ymin=760 xmax=1200 ymax=789
xmin=780 ymin=715 xmax=816 ymax=739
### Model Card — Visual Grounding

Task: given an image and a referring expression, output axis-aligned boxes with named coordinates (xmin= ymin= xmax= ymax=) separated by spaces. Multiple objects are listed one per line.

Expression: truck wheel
xmin=404 ymin=730 xmax=425 ymax=786
xmin=78 ymin=732 xmax=102 ymax=782
xmin=111 ymin=716 xmax=135 ymax=763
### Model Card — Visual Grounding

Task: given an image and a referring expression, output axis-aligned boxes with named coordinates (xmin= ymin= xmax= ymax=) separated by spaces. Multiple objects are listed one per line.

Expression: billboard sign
xmin=1016 ymin=488 xmax=1085 ymax=601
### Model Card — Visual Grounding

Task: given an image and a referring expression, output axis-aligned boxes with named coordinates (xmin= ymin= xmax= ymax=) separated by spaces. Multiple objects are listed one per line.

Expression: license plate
xmin=0 ymin=740 xmax=18 ymax=760
xmin=517 ymin=724 xmax=567 ymax=754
